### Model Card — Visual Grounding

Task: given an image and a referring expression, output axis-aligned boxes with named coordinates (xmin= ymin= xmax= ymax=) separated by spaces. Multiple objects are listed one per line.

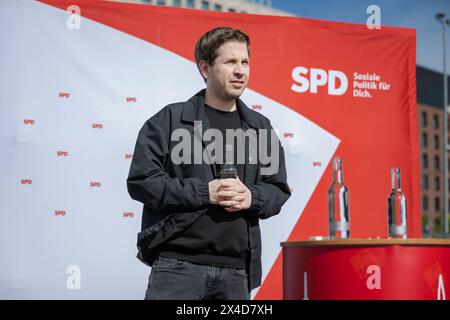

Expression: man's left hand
xmin=218 ymin=177 xmax=252 ymax=212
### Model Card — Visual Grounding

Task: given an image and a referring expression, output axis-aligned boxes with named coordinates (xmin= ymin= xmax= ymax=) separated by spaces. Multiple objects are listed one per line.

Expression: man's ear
xmin=199 ymin=60 xmax=209 ymax=80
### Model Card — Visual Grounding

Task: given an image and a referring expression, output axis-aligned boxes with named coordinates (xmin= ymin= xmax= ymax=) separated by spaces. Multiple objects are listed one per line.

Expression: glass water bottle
xmin=220 ymin=144 xmax=237 ymax=179
xmin=387 ymin=168 xmax=407 ymax=239
xmin=328 ymin=156 xmax=350 ymax=239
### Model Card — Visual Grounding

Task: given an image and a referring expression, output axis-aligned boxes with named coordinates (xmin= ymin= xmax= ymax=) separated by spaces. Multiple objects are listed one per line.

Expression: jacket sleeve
xmin=127 ymin=111 xmax=210 ymax=213
xmin=246 ymin=123 xmax=291 ymax=220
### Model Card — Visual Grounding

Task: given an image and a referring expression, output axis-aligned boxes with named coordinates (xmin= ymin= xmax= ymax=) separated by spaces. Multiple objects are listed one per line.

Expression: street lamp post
xmin=436 ymin=13 xmax=449 ymax=238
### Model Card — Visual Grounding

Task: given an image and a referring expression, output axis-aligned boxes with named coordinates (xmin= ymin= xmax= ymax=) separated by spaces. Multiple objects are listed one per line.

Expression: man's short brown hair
xmin=194 ymin=27 xmax=250 ymax=81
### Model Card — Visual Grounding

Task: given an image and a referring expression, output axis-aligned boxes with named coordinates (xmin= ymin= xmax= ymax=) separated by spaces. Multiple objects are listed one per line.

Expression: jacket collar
xmin=182 ymin=89 xmax=262 ymax=129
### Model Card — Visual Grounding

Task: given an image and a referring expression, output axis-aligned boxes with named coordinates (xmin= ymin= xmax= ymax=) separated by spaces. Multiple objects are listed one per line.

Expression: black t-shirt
xmin=204 ymin=104 xmax=245 ymax=181
xmin=158 ymin=103 xmax=249 ymax=269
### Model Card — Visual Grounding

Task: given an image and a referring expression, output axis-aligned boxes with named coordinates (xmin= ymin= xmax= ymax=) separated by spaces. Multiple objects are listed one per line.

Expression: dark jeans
xmin=144 ymin=256 xmax=250 ymax=300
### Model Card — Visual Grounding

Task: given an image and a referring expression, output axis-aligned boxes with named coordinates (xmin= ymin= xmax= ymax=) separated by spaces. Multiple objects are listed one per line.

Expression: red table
xmin=281 ymin=239 xmax=450 ymax=300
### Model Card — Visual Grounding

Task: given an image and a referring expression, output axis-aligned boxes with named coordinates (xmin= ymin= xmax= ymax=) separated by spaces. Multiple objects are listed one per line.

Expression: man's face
xmin=202 ymin=41 xmax=250 ymax=102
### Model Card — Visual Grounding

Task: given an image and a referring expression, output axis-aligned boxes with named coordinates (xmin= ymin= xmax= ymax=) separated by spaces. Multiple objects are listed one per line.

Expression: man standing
xmin=127 ymin=27 xmax=290 ymax=300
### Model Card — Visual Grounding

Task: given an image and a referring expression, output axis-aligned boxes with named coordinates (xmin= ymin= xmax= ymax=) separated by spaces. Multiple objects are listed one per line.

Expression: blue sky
xmin=271 ymin=0 xmax=450 ymax=73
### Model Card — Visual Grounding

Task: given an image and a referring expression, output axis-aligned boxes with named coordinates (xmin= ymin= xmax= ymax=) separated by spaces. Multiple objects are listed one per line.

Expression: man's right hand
xmin=208 ymin=179 xmax=223 ymax=205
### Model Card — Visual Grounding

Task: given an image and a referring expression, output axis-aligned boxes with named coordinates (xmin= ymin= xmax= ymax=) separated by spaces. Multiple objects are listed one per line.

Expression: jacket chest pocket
xmin=168 ymin=146 xmax=215 ymax=181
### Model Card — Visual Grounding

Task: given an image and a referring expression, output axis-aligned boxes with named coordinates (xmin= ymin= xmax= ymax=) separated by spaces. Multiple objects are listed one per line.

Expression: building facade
xmin=417 ymin=66 xmax=450 ymax=237
xmin=112 ymin=0 xmax=294 ymax=16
